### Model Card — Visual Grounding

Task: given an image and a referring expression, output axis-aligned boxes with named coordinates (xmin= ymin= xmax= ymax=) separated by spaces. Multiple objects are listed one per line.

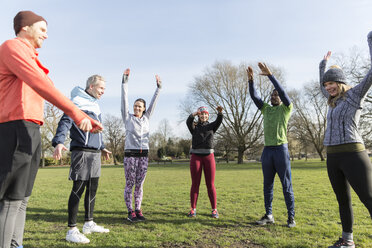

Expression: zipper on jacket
xmin=329 ymin=108 xmax=333 ymax=144
xmin=342 ymin=120 xmax=346 ymax=142
xmin=85 ymin=132 xmax=89 ymax=146
xmin=140 ymin=119 xmax=143 ymax=153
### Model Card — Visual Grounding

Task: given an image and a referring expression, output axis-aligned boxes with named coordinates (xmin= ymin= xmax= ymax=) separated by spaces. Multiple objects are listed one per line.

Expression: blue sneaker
xmin=187 ymin=209 xmax=196 ymax=217
xmin=211 ymin=209 xmax=219 ymax=218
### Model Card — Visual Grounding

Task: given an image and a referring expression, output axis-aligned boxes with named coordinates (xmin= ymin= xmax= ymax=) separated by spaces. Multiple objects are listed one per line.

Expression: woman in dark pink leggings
xmin=186 ymin=106 xmax=223 ymax=218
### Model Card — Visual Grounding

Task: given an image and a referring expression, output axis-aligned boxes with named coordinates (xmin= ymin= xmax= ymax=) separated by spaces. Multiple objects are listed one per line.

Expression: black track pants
xmin=67 ymin=178 xmax=99 ymax=227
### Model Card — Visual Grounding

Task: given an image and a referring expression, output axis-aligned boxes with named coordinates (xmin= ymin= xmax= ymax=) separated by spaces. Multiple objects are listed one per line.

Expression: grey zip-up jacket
xmin=121 ymin=75 xmax=160 ymax=151
xmin=319 ymin=31 xmax=372 ymax=146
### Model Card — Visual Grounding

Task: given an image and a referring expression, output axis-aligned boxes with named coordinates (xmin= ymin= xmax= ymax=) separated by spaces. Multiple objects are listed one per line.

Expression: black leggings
xmin=327 ymin=151 xmax=372 ymax=233
xmin=68 ymin=178 xmax=99 ymax=227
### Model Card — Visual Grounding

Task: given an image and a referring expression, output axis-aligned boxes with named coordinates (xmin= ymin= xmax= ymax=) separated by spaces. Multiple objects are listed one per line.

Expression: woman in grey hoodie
xmin=319 ymin=31 xmax=372 ymax=248
xmin=121 ymin=69 xmax=161 ymax=222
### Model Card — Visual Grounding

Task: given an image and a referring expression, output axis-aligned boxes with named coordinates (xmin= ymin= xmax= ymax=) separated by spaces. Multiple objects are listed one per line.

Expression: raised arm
xmin=258 ymin=62 xmax=291 ymax=106
xmin=212 ymin=106 xmax=223 ymax=132
xmin=186 ymin=111 xmax=198 ymax=134
xmin=144 ymin=75 xmax=161 ymax=118
xmin=247 ymin=66 xmax=264 ymax=109
xmin=350 ymin=31 xmax=372 ymax=100
xmin=121 ymin=68 xmax=130 ymax=122
xmin=319 ymin=51 xmax=331 ymax=98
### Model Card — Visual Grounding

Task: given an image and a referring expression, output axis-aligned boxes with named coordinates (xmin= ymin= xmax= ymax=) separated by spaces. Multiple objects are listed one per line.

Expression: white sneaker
xmin=66 ymin=228 xmax=90 ymax=244
xmin=256 ymin=214 xmax=275 ymax=225
xmin=82 ymin=221 xmax=110 ymax=234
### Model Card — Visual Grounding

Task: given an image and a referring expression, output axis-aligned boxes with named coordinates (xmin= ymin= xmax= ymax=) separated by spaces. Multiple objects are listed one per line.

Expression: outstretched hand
xmin=78 ymin=118 xmax=93 ymax=132
xmin=102 ymin=148 xmax=112 ymax=160
xmin=155 ymin=75 xmax=162 ymax=88
xmin=246 ymin=66 xmax=254 ymax=81
xmin=53 ymin=144 xmax=68 ymax=160
xmin=216 ymin=106 xmax=223 ymax=113
xmin=258 ymin=62 xmax=272 ymax=76
xmin=90 ymin=120 xmax=103 ymax=133
xmin=324 ymin=51 xmax=332 ymax=61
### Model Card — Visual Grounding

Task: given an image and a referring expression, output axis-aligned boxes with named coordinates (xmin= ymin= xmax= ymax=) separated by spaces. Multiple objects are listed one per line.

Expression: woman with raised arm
xmin=121 ymin=69 xmax=161 ymax=222
xmin=319 ymin=31 xmax=372 ymax=248
xmin=186 ymin=105 xmax=223 ymax=218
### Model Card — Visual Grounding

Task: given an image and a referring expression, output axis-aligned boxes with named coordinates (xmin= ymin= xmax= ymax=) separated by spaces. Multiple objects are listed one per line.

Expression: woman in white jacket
xmin=121 ymin=68 xmax=161 ymax=222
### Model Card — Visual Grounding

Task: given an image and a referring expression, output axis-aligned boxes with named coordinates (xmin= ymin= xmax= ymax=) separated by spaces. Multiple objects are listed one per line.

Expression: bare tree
xmin=289 ymin=82 xmax=328 ymax=161
xmin=157 ymin=119 xmax=173 ymax=148
xmin=40 ymin=102 xmax=63 ymax=167
xmin=181 ymin=61 xmax=285 ymax=164
xmin=214 ymin=129 xmax=236 ymax=163
xmin=103 ymin=114 xmax=124 ymax=165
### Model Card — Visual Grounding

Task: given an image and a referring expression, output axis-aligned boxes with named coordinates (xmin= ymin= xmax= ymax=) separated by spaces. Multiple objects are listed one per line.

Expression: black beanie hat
xmin=323 ymin=65 xmax=347 ymax=85
xmin=14 ymin=10 xmax=47 ymax=35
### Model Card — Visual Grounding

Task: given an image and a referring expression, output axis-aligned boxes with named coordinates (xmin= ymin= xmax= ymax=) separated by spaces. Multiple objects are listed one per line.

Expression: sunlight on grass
xmin=24 ymin=160 xmax=372 ymax=247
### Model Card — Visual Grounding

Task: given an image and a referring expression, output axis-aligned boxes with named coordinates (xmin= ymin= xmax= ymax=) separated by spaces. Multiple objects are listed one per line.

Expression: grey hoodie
xmin=121 ymin=75 xmax=160 ymax=151
xmin=319 ymin=31 xmax=372 ymax=146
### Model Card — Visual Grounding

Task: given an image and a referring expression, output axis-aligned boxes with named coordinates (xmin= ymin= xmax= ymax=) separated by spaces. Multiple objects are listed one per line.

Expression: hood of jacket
xmin=71 ymin=86 xmax=101 ymax=116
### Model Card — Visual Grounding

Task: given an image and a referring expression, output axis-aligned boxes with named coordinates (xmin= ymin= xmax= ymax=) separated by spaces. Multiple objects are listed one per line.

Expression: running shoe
xmin=256 ymin=214 xmax=275 ymax=225
xmin=82 ymin=221 xmax=110 ymax=234
xmin=211 ymin=209 xmax=219 ymax=218
xmin=287 ymin=216 xmax=296 ymax=228
xmin=135 ymin=209 xmax=146 ymax=221
xmin=66 ymin=228 xmax=90 ymax=244
xmin=127 ymin=211 xmax=138 ymax=222
xmin=328 ymin=238 xmax=355 ymax=248
xmin=187 ymin=209 xmax=196 ymax=217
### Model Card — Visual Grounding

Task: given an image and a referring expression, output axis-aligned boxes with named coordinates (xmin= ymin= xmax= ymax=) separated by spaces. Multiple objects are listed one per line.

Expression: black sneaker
xmin=256 ymin=214 xmax=275 ymax=225
xmin=135 ymin=209 xmax=146 ymax=221
xmin=127 ymin=211 xmax=138 ymax=222
xmin=328 ymin=238 xmax=355 ymax=248
xmin=287 ymin=217 xmax=296 ymax=228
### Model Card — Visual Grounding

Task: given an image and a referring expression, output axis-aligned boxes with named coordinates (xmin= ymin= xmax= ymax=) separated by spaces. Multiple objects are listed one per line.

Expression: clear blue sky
xmin=1 ymin=0 xmax=371 ymax=137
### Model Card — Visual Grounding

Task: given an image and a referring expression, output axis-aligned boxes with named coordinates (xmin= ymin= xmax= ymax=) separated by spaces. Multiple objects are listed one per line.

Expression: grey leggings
xmin=0 ymin=197 xmax=29 ymax=248
xmin=327 ymin=150 xmax=372 ymax=233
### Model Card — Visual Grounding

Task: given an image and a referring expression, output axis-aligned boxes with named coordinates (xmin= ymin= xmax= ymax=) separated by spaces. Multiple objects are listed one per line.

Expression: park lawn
xmin=24 ymin=160 xmax=371 ymax=248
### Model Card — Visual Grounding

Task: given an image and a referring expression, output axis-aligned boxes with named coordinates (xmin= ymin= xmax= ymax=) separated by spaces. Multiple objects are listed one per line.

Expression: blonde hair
xmin=327 ymin=83 xmax=352 ymax=107
xmin=330 ymin=65 xmax=342 ymax=70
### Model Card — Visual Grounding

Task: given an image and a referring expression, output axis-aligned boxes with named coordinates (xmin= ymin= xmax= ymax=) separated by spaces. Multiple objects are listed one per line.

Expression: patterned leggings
xmin=123 ymin=157 xmax=149 ymax=212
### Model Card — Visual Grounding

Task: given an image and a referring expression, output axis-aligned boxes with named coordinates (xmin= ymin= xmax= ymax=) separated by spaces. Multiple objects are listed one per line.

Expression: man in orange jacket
xmin=0 ymin=10 xmax=103 ymax=248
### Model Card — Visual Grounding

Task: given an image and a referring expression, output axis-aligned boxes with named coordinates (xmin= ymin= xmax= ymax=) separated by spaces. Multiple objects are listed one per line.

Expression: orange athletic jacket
xmin=0 ymin=38 xmax=89 ymax=126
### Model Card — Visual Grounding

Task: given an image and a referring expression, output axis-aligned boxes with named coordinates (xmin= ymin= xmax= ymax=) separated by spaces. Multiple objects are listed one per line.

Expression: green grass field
xmin=24 ymin=160 xmax=371 ymax=247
